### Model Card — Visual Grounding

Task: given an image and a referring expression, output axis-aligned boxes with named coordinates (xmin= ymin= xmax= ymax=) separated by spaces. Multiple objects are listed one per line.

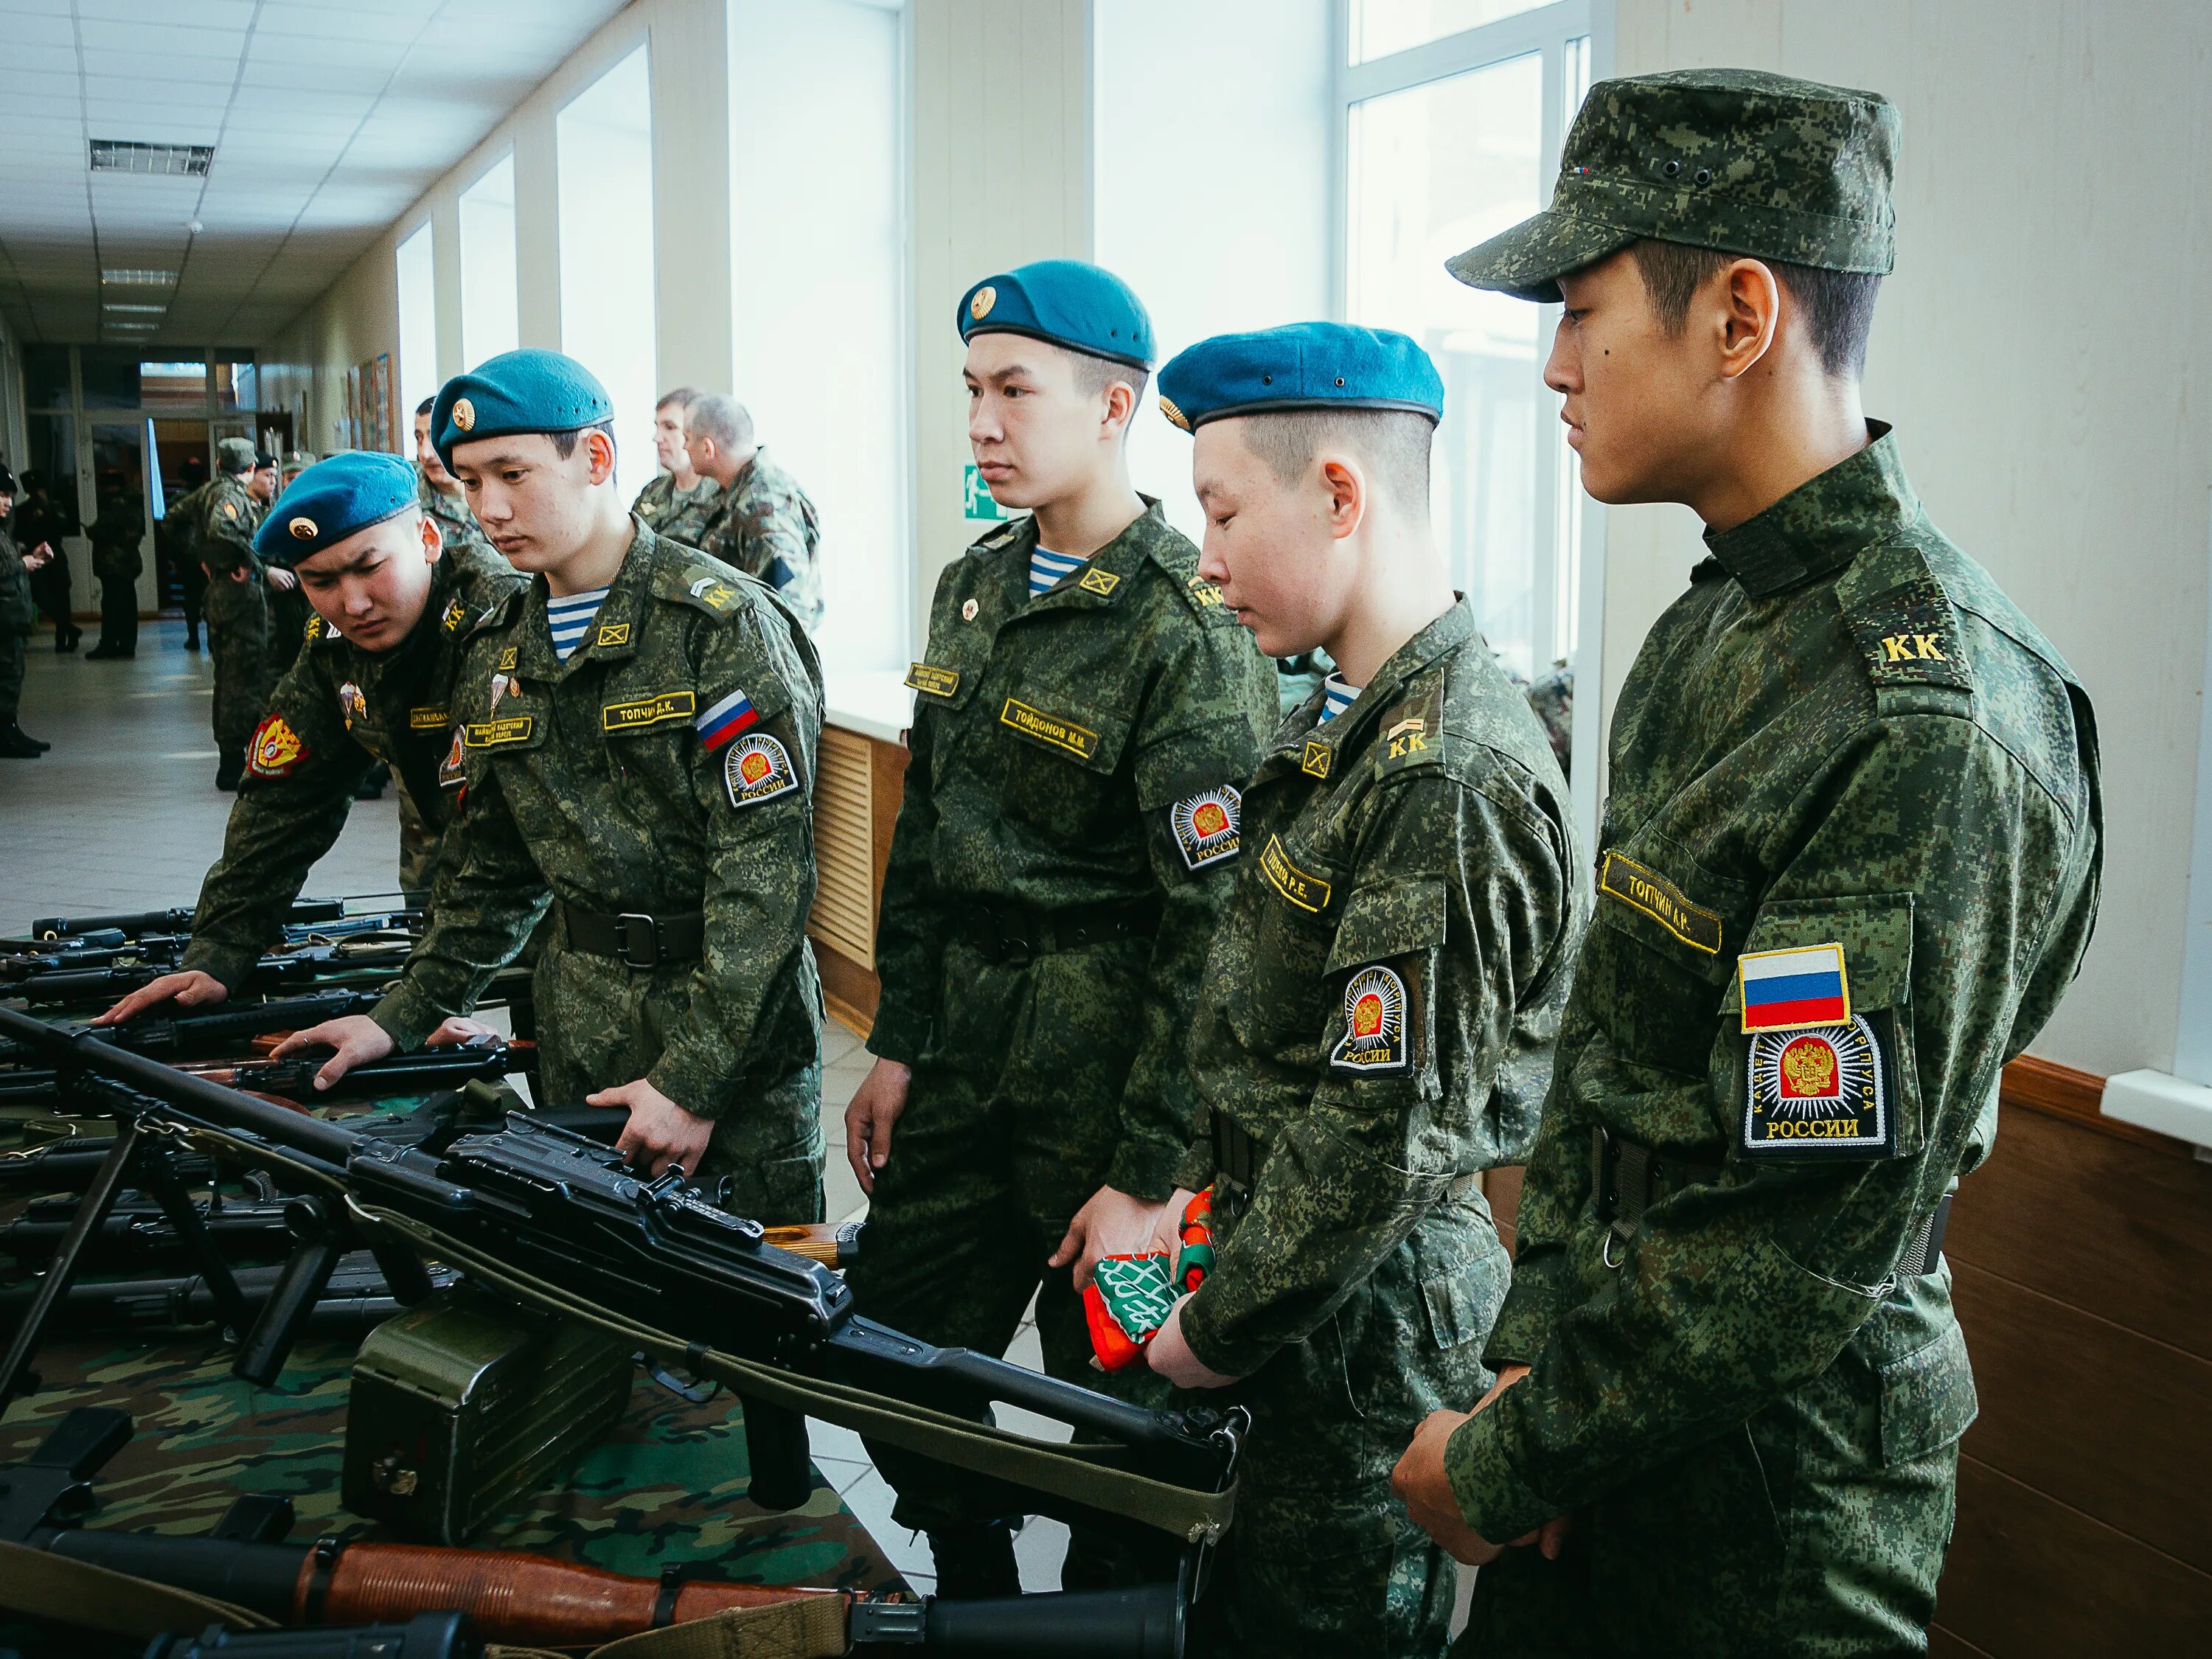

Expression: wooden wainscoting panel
xmin=809 ymin=726 xmax=877 ymax=969
xmin=1943 ymin=1102 xmax=2212 ymax=1363
xmin=1950 ymin=1259 xmax=2212 ymax=1573
xmin=1934 ymin=1457 xmax=2212 ymax=1657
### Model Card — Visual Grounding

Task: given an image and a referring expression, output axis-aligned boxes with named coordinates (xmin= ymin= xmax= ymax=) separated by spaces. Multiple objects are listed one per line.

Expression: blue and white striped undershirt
xmin=546 ymin=586 xmax=611 ymax=661
xmin=1029 ymin=547 xmax=1085 ymax=597
xmin=1318 ymin=674 xmax=1360 ymax=724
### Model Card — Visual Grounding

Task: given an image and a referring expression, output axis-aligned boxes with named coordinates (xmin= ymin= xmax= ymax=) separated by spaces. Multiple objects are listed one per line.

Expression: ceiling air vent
xmin=89 ymin=139 xmax=214 ymax=178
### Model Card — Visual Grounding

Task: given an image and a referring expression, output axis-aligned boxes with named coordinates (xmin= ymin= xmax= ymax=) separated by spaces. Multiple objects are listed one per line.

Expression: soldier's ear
xmin=420 ymin=512 xmax=443 ymax=564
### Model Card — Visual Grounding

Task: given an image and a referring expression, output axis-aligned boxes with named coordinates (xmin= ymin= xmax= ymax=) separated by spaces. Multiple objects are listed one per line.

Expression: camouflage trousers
xmin=0 ymin=630 xmax=24 ymax=723
xmin=204 ymin=573 xmax=271 ymax=756
xmin=1192 ymin=1186 xmax=1508 ymax=1659
xmin=847 ymin=934 xmax=1168 ymax=1554
xmin=530 ymin=936 xmax=825 ymax=1224
xmin=395 ymin=774 xmax=439 ymax=897
xmin=1455 ymin=1276 xmax=1972 ymax=1659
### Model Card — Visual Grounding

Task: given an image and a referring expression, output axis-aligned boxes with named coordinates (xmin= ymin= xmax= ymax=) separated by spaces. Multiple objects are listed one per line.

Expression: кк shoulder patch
xmin=1844 ymin=570 xmax=1973 ymax=694
xmin=1331 ymin=964 xmax=1410 ymax=1074
xmin=724 ymin=732 xmax=798 ymax=808
xmin=1743 ymin=1015 xmax=1891 ymax=1158
xmin=676 ymin=568 xmax=742 ymax=616
xmin=1170 ymin=785 xmax=1242 ymax=871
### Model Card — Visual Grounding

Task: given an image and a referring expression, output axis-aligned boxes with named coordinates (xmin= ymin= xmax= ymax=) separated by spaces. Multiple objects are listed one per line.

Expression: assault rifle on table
xmin=0 ymin=1009 xmax=1242 ymax=1608
xmin=9 ymin=937 xmax=420 ymax=1008
xmin=0 ymin=993 xmax=386 ymax=1065
xmin=0 ymin=1038 xmax=528 ymax=1107
xmin=17 ymin=896 xmax=406 ymax=945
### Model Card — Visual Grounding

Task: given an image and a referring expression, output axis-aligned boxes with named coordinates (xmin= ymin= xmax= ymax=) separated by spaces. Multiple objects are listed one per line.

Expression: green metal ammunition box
xmin=342 ymin=1283 xmax=633 ymax=1543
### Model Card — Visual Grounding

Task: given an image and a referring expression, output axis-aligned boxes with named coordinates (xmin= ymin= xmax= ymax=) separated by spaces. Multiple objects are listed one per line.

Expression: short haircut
xmin=655 ymin=386 xmax=701 ymax=414
xmin=414 ymin=396 xmax=435 ymax=418
xmin=1629 ymin=239 xmax=1882 ymax=379
xmin=1235 ymin=408 xmax=1434 ymax=514
xmin=1065 ymin=347 xmax=1148 ymax=442
xmin=686 ymin=394 xmax=754 ymax=455
xmin=548 ymin=420 xmax=619 ymax=465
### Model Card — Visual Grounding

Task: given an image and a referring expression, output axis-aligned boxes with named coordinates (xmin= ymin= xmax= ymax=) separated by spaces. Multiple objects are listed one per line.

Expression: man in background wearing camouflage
xmin=83 ymin=483 xmax=143 ymax=659
xmin=412 ymin=397 xmax=491 ymax=563
xmin=0 ymin=467 xmax=55 ymax=757
xmin=198 ymin=436 xmax=274 ymax=790
xmin=685 ymin=394 xmax=822 ymax=633
xmin=630 ymin=386 xmax=721 ymax=548
xmin=1128 ymin=324 xmax=1582 ymax=1656
xmin=1391 ymin=71 xmax=2104 ymax=1658
xmin=98 ymin=451 xmax=526 ymax=1030
xmin=278 ymin=350 xmax=827 ymax=1223
xmin=843 ymin=260 xmax=1278 ymax=1596
xmin=256 ymin=451 xmax=310 ymax=667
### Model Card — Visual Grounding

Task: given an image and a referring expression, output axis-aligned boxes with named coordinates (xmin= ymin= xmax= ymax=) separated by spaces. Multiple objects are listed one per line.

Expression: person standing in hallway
xmin=84 ymin=484 xmax=145 ymax=659
xmin=630 ymin=387 xmax=721 ymax=548
xmin=842 ymin=260 xmax=1279 ymax=1597
xmin=256 ymin=451 xmax=309 ymax=668
xmin=170 ymin=455 xmax=212 ymax=650
xmin=1388 ymin=70 xmax=2105 ymax=1658
xmin=0 ymin=468 xmax=55 ymax=757
xmin=97 ymin=451 xmax=526 ymax=1031
xmin=271 ymin=350 xmax=829 ymax=1223
xmin=198 ymin=435 xmax=274 ymax=790
xmin=686 ymin=395 xmax=823 ymax=633
xmin=15 ymin=468 xmax=81 ymax=653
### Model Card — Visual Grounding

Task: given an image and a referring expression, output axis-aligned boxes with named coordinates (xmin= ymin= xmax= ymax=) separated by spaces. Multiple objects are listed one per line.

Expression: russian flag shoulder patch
xmin=696 ymin=686 xmax=760 ymax=752
xmin=1738 ymin=942 xmax=1851 ymax=1033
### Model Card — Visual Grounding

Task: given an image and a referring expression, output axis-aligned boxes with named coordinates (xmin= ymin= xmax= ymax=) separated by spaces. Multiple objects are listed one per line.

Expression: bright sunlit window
xmin=459 ymin=155 xmax=519 ymax=369
xmin=557 ymin=45 xmax=656 ymax=501
xmin=395 ymin=220 xmax=439 ymax=436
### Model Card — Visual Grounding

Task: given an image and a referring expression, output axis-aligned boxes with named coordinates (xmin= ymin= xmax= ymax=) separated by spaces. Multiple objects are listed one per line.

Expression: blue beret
xmin=252 ymin=451 xmax=419 ymax=569
xmin=957 ymin=260 xmax=1154 ymax=369
xmin=431 ymin=349 xmax=613 ymax=471
xmin=1156 ymin=323 xmax=1444 ymax=431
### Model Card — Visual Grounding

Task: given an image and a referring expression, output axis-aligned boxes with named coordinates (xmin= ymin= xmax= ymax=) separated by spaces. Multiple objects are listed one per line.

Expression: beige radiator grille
xmin=810 ymin=726 xmax=876 ymax=967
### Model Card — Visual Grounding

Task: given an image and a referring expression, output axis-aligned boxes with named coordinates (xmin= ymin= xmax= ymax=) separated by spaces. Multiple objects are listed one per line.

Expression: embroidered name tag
xmin=1001 ymin=698 xmax=1099 ymax=761
xmin=1599 ymin=851 xmax=1722 ymax=954
xmin=1330 ymin=965 xmax=1409 ymax=1073
xmin=1171 ymin=785 xmax=1242 ymax=871
xmin=1743 ymin=1016 xmax=1891 ymax=1158
xmin=602 ymin=690 xmax=697 ymax=733
xmin=464 ymin=716 xmax=535 ymax=748
xmin=408 ymin=706 xmax=450 ymax=731
xmin=1261 ymin=835 xmax=1332 ymax=914
xmin=905 ymin=663 xmax=961 ymax=699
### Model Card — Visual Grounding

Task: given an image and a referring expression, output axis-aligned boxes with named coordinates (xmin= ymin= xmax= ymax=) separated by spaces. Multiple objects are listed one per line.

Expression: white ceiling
xmin=0 ymin=0 xmax=631 ymax=348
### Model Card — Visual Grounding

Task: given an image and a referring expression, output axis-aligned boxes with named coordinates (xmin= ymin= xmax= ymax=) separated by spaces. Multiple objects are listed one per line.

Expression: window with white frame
xmin=1340 ymin=1 xmax=1598 ymax=686
xmin=557 ymin=45 xmax=656 ymax=502
xmin=459 ymin=155 xmax=519 ymax=370
xmin=394 ymin=221 xmax=439 ymax=437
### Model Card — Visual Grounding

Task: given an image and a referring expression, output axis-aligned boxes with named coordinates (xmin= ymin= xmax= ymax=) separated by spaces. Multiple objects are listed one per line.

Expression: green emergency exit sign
xmin=963 ymin=464 xmax=1011 ymax=521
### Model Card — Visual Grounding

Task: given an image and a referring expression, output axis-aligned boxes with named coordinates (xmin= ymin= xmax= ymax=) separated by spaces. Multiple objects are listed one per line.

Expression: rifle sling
xmin=351 ymin=1200 xmax=1237 ymax=1546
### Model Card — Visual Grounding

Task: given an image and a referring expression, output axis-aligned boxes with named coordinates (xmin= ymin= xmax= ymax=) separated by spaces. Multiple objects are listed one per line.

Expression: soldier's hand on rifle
xmin=1049 ymin=1185 xmax=1172 ymax=1290
xmin=843 ymin=1057 xmax=911 ymax=1194
xmin=590 ymin=1077 xmax=712 ymax=1178
xmin=1143 ymin=1295 xmax=1242 ymax=1390
xmin=271 ymin=1014 xmax=394 ymax=1090
xmin=94 ymin=970 xmax=229 ymax=1026
xmin=1391 ymin=1366 xmax=1569 ymax=1566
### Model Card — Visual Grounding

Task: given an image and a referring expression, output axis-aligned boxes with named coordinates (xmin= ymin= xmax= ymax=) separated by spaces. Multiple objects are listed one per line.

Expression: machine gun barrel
xmin=0 ymin=1252 xmax=441 ymax=1334
xmin=29 ymin=897 xmax=349 ymax=941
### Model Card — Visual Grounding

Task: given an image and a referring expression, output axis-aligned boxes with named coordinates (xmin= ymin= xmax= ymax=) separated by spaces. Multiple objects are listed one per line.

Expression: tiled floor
xmin=0 ymin=621 xmax=1072 ymax=1595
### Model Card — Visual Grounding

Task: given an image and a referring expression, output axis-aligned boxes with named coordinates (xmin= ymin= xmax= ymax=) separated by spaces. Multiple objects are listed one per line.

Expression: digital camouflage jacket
xmin=179 ymin=538 xmax=526 ymax=991
xmin=195 ymin=474 xmax=262 ymax=579
xmin=1444 ymin=428 xmax=2104 ymax=1539
xmin=695 ymin=449 xmax=821 ymax=633
xmin=1172 ymin=599 xmax=1584 ymax=1377
xmin=630 ymin=471 xmax=722 ymax=550
xmin=871 ymin=501 xmax=1280 ymax=1200
xmin=372 ymin=524 xmax=826 ymax=1122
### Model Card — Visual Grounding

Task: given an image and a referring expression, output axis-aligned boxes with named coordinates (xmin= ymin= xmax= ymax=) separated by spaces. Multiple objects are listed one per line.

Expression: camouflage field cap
xmin=1447 ymin=68 xmax=1901 ymax=302
xmin=215 ymin=435 xmax=259 ymax=473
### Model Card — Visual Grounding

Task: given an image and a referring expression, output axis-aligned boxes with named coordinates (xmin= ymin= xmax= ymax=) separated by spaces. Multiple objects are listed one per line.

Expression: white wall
xmin=1602 ymin=0 xmax=2212 ymax=1077
xmin=1092 ymin=0 xmax=1335 ymax=541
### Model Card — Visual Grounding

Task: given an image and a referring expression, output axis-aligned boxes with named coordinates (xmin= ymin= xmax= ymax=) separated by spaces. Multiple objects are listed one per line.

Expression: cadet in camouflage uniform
xmin=630 ymin=386 xmax=723 ymax=548
xmin=280 ymin=352 xmax=827 ymax=1222
xmin=84 ymin=488 xmax=144 ymax=658
xmin=685 ymin=394 xmax=822 ymax=633
xmin=98 ymin=453 xmax=528 ymax=1034
xmin=842 ymin=262 xmax=1279 ymax=1596
xmin=199 ymin=437 xmax=274 ymax=790
xmin=1130 ymin=326 xmax=1583 ymax=1657
xmin=1387 ymin=72 xmax=2104 ymax=1658
xmin=0 ymin=467 xmax=54 ymax=757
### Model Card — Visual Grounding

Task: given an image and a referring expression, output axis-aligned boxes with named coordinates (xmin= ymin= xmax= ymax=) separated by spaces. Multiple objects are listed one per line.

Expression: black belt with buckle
xmin=959 ymin=894 xmax=1162 ymax=966
xmin=1590 ymin=1126 xmax=1952 ymax=1279
xmin=1211 ymin=1113 xmax=1264 ymax=1226
xmin=561 ymin=903 xmax=706 ymax=969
